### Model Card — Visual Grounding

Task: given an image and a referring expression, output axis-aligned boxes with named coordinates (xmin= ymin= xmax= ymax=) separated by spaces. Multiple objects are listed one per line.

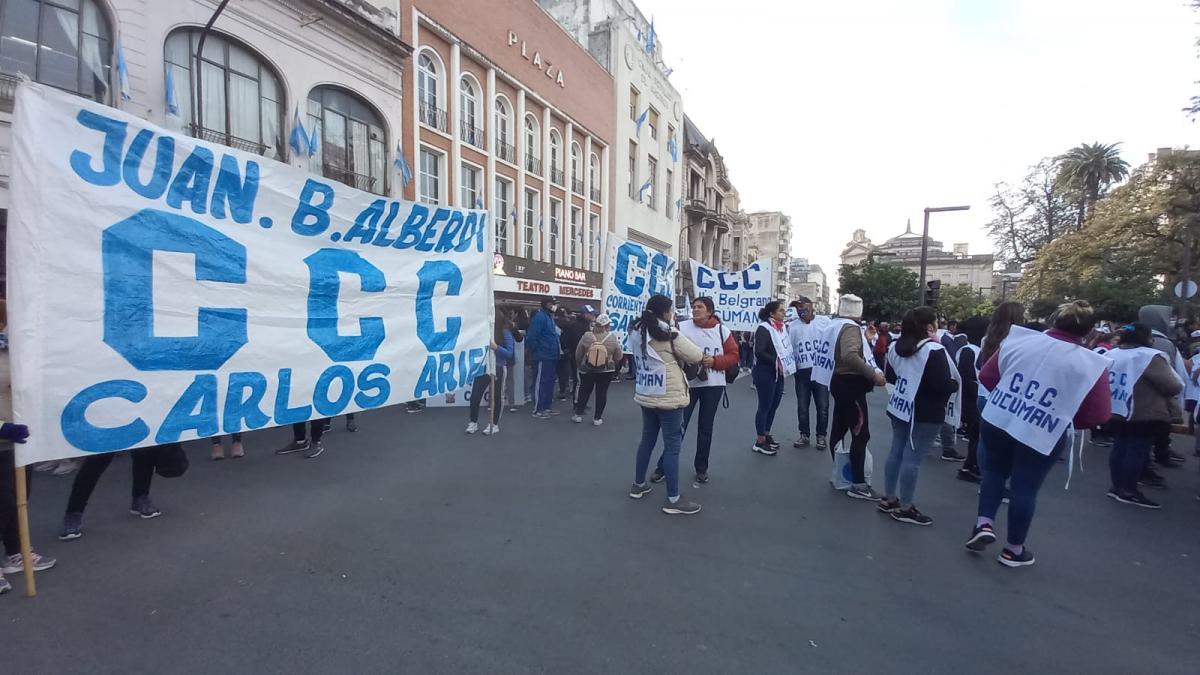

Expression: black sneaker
xmin=998 ymin=547 xmax=1035 ymax=568
xmin=693 ymin=473 xmax=709 ymax=485
xmin=1105 ymin=487 xmax=1121 ymax=501
xmin=793 ymin=434 xmax=811 ymax=449
xmin=877 ymin=497 xmax=901 ymax=513
xmin=765 ymin=435 xmax=781 ymax=450
xmin=629 ymin=482 xmax=652 ymax=499
xmin=1114 ymin=490 xmax=1161 ymax=509
xmin=941 ymin=449 xmax=966 ymax=462
xmin=956 ymin=468 xmax=981 ymax=483
xmin=891 ymin=506 xmax=933 ymax=526
xmin=275 ymin=440 xmax=308 ymax=455
xmin=752 ymin=440 xmax=777 ymax=456
xmin=322 ymin=420 xmax=332 ymax=433
xmin=662 ymin=498 xmax=702 ymax=515
xmin=405 ymin=402 xmax=423 ymax=414
xmin=846 ymin=485 xmax=881 ymax=501
xmin=1138 ymin=471 xmax=1167 ymax=490
xmin=129 ymin=497 xmax=162 ymax=519
xmin=815 ymin=435 xmax=828 ymax=450
xmin=346 ymin=418 xmax=358 ymax=432
xmin=303 ymin=441 xmax=325 ymax=459
xmin=965 ymin=524 xmax=996 ymax=551
xmin=650 ymin=468 xmax=665 ymax=484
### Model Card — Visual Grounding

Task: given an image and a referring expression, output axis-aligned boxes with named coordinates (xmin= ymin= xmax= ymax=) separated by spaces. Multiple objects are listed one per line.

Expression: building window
xmin=646 ymin=156 xmax=657 ymax=209
xmin=495 ymin=95 xmax=514 ymax=163
xmin=589 ymin=152 xmax=601 ymax=202
xmin=459 ymin=75 xmax=482 ymax=148
xmin=524 ymin=113 xmax=540 ymax=174
xmin=628 ymin=85 xmax=638 ymax=120
xmin=307 ymin=86 xmax=386 ymax=194
xmin=589 ymin=212 xmax=600 ymax=270
xmin=523 ymin=187 xmax=538 ymax=258
xmin=666 ymin=168 xmax=674 ymax=218
xmin=460 ymin=162 xmax=481 ymax=208
xmin=1 ymin=0 xmax=112 ymax=103
xmin=549 ymin=198 xmax=562 ymax=263
xmin=569 ymin=206 xmax=581 ymax=268
xmin=418 ymin=147 xmax=441 ymax=205
xmin=416 ymin=50 xmax=446 ymax=132
xmin=648 ymin=107 xmax=659 ymax=140
xmin=494 ymin=176 xmax=511 ymax=254
xmin=570 ymin=141 xmax=583 ymax=194
xmin=163 ymin=29 xmax=282 ymax=158
xmin=628 ymin=141 xmax=637 ymax=199
xmin=549 ymin=129 xmax=563 ymax=185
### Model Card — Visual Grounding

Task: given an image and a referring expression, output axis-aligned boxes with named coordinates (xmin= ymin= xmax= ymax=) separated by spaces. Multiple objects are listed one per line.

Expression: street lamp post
xmin=918 ymin=205 xmax=971 ymax=292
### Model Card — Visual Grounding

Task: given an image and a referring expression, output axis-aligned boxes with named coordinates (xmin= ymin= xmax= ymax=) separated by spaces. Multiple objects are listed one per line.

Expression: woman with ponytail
xmin=751 ymin=301 xmax=792 ymax=455
xmin=628 ymin=295 xmax=707 ymax=515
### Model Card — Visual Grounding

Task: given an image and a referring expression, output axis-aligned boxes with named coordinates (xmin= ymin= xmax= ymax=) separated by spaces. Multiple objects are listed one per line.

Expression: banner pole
xmin=14 ymin=466 xmax=35 ymax=597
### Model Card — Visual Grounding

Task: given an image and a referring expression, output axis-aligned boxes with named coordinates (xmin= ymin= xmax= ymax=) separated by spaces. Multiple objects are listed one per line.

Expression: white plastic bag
xmin=829 ymin=441 xmax=873 ymax=490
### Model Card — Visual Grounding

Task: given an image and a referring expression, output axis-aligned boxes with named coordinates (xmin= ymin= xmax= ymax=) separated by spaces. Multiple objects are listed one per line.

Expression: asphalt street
xmin=2 ymin=377 xmax=1199 ymax=674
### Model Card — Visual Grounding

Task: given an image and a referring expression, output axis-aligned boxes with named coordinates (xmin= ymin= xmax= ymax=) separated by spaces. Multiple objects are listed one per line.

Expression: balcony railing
xmin=497 ymin=141 xmax=516 ymax=164
xmin=189 ymin=123 xmax=267 ymax=155
xmin=419 ymin=102 xmax=447 ymax=133
xmin=525 ymin=155 xmax=542 ymax=174
xmin=590 ymin=187 xmax=602 ymax=202
xmin=572 ymin=178 xmax=585 ymax=195
xmin=460 ymin=120 xmax=484 ymax=148
xmin=323 ymin=164 xmax=378 ymax=194
xmin=0 ymin=73 xmax=18 ymax=112
xmin=551 ymin=167 xmax=565 ymax=186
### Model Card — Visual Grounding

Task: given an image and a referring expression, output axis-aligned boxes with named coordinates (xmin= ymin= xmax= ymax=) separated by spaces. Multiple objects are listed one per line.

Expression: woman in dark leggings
xmin=467 ymin=315 xmax=516 ymax=435
xmin=751 ymin=301 xmax=787 ymax=456
xmin=59 ymin=444 xmax=170 ymax=540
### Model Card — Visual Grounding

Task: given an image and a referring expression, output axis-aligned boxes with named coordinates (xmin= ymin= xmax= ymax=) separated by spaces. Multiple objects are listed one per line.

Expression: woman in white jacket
xmin=628 ymin=295 xmax=708 ymax=515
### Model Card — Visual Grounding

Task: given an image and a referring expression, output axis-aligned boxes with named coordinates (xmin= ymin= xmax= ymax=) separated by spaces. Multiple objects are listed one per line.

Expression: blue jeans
xmin=657 ymin=386 xmax=724 ymax=475
xmin=793 ymin=368 xmax=829 ymax=437
xmin=752 ymin=364 xmax=785 ymax=436
xmin=884 ymin=416 xmax=942 ymax=505
xmin=978 ymin=420 xmax=1065 ymax=547
xmin=635 ymin=406 xmax=685 ymax=498
xmin=533 ymin=359 xmax=557 ymax=412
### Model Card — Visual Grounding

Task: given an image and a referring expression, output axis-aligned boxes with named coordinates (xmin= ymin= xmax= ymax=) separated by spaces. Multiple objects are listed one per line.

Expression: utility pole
xmin=918 ymin=205 xmax=971 ymax=292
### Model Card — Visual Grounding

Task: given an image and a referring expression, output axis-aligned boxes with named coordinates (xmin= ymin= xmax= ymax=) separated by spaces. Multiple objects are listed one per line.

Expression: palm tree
xmin=1056 ymin=142 xmax=1131 ymax=228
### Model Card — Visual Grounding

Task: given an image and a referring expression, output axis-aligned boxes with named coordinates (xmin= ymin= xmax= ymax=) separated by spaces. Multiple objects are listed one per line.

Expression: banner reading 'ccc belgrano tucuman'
xmin=8 ymin=83 xmax=493 ymax=466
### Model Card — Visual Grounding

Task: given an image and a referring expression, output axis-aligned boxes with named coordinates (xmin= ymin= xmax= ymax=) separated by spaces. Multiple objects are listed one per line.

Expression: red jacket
xmin=979 ymin=328 xmax=1111 ymax=428
xmin=690 ymin=316 xmax=740 ymax=371
xmin=873 ymin=331 xmax=889 ymax=356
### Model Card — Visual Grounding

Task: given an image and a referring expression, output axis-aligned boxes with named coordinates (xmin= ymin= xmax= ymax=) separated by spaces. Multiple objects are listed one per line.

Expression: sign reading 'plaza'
xmin=508 ymin=31 xmax=566 ymax=87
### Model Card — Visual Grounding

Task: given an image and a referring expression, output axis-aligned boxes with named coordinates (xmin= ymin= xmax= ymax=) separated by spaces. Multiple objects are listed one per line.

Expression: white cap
xmin=594 ymin=314 xmax=612 ymax=327
xmin=838 ymin=294 xmax=864 ymax=319
xmin=785 ymin=307 xmax=799 ymax=322
xmin=1190 ymin=329 xmax=1200 ymax=338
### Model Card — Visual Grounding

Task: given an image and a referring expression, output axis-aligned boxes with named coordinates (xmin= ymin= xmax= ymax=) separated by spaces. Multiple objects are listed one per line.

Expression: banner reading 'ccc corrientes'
xmin=602 ymin=235 xmax=676 ymax=351
xmin=9 ymin=83 xmax=492 ymax=466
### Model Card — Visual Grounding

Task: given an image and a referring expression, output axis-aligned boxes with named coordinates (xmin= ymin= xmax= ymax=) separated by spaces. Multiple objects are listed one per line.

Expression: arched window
xmin=307 ymin=86 xmax=387 ymax=194
xmin=0 ymin=0 xmax=113 ymax=103
xmin=416 ymin=50 xmax=445 ymax=132
xmin=589 ymin=152 xmax=601 ymax=201
xmin=523 ymin=113 xmax=540 ymax=174
xmin=570 ymin=142 xmax=582 ymax=194
xmin=549 ymin=129 xmax=563 ymax=185
xmin=459 ymin=75 xmax=481 ymax=147
xmin=494 ymin=95 xmax=514 ymax=163
xmin=164 ymin=28 xmax=283 ymax=158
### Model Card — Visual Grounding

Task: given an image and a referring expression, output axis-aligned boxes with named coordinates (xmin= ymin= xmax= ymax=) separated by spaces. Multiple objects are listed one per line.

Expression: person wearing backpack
xmin=651 ymin=296 xmax=739 ymax=485
xmin=574 ymin=314 xmax=622 ymax=425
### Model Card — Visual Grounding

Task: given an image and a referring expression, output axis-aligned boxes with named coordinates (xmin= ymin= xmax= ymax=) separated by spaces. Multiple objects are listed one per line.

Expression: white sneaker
xmin=465 ymin=422 xmax=478 ymax=434
xmin=593 ymin=419 xmax=603 ymax=426
xmin=571 ymin=415 xmax=583 ymax=423
xmin=483 ymin=424 xmax=500 ymax=435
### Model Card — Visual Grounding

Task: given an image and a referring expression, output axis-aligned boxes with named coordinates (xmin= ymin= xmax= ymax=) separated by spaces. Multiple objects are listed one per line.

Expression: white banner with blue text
xmin=688 ymin=258 xmax=773 ymax=332
xmin=602 ymin=235 xmax=677 ymax=351
xmin=9 ymin=83 xmax=492 ymax=465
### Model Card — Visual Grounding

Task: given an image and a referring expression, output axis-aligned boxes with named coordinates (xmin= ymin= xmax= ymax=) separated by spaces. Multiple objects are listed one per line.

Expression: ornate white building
xmin=840 ymin=222 xmax=996 ymax=295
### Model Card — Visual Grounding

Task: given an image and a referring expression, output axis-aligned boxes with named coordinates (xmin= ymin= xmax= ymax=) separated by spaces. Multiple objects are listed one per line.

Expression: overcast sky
xmin=635 ymin=0 xmax=1199 ymax=281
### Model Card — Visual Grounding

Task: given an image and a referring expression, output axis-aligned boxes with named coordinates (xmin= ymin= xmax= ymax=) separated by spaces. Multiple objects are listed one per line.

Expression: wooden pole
xmin=14 ymin=465 xmax=35 ymax=597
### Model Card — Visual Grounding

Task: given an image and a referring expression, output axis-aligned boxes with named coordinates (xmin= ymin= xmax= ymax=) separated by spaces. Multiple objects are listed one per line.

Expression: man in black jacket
xmin=558 ymin=306 xmax=595 ymax=403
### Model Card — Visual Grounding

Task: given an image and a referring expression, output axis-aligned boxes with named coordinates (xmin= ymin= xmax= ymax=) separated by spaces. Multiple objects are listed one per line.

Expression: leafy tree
xmin=934 ymin=284 xmax=980 ymax=321
xmin=986 ymin=158 xmax=1074 ymax=268
xmin=1056 ymin=142 xmax=1131 ymax=227
xmin=837 ymin=257 xmax=918 ymax=322
xmin=1021 ymin=149 xmax=1200 ymax=318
